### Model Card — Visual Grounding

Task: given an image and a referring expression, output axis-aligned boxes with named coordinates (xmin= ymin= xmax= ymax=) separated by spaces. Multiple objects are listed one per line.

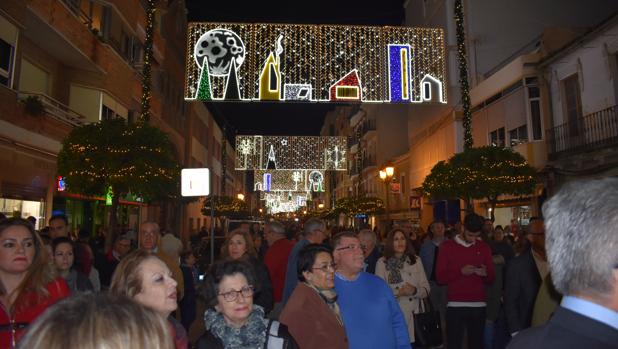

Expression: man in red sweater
xmin=263 ymin=220 xmax=295 ymax=318
xmin=436 ymin=213 xmax=495 ymax=349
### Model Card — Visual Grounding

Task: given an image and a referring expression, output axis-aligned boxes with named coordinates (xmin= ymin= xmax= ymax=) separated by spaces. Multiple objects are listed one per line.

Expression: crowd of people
xmin=0 ymin=177 xmax=617 ymax=348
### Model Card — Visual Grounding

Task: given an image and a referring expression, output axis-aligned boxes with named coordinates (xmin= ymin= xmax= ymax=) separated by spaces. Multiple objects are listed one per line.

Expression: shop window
xmin=489 ymin=127 xmax=505 ymax=147
xmin=509 ymin=124 xmax=528 ymax=146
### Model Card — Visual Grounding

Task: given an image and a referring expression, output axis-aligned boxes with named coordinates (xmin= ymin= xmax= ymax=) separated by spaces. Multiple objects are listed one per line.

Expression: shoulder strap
xmin=266 ymin=320 xmax=285 ymax=349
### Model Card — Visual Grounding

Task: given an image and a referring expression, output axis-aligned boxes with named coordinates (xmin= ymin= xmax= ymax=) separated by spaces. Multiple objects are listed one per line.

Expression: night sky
xmin=186 ymin=0 xmax=405 ymax=136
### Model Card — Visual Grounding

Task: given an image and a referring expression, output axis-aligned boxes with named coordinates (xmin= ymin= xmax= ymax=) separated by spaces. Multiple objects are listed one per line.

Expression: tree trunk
xmin=105 ymin=194 xmax=120 ymax=252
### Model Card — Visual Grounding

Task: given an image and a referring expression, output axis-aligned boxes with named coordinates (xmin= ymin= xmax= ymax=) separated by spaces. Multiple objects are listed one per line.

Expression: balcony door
xmin=562 ymin=74 xmax=582 ymax=140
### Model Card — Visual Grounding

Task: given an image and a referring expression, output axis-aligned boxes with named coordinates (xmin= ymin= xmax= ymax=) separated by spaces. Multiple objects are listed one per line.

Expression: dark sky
xmin=186 ymin=0 xmax=405 ymax=136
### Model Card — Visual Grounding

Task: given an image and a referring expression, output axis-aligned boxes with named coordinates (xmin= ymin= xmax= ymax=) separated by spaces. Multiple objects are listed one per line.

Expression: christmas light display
xmin=235 ymin=135 xmax=347 ymax=170
xmin=254 ymin=170 xmax=325 ymax=192
xmin=185 ymin=23 xmax=446 ymax=103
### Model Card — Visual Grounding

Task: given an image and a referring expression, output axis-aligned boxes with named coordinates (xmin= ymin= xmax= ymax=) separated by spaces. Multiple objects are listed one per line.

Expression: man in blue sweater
xmin=333 ymin=231 xmax=411 ymax=349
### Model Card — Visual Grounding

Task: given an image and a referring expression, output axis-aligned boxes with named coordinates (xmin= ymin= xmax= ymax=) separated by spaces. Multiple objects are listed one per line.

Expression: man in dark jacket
xmin=504 ymin=217 xmax=546 ymax=336
xmin=507 ymin=178 xmax=618 ymax=349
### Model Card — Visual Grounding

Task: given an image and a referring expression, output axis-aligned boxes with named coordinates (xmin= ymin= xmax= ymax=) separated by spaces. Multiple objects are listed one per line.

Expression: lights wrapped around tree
xmin=186 ymin=23 xmax=446 ymax=103
xmin=140 ymin=0 xmax=156 ymax=121
xmin=422 ymin=146 xmax=536 ymax=217
xmin=454 ymin=0 xmax=473 ymax=149
xmin=201 ymin=195 xmax=249 ymax=219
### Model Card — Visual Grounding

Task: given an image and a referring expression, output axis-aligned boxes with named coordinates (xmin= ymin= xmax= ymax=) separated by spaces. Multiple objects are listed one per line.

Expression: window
xmin=101 ymin=105 xmax=117 ymax=120
xmin=0 ymin=39 xmax=13 ymax=87
xmin=525 ymin=77 xmax=543 ymax=140
xmin=562 ymin=74 xmax=582 ymax=136
xmin=489 ymin=127 xmax=505 ymax=147
xmin=509 ymin=125 xmax=528 ymax=146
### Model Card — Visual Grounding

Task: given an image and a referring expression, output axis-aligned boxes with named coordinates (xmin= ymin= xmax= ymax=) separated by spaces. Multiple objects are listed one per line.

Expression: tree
xmin=201 ymin=196 xmax=249 ymax=219
xmin=333 ymin=196 xmax=385 ymax=216
xmin=422 ymin=146 xmax=536 ymax=220
xmin=57 ymin=118 xmax=181 ymax=247
xmin=454 ymin=0 xmax=473 ymax=149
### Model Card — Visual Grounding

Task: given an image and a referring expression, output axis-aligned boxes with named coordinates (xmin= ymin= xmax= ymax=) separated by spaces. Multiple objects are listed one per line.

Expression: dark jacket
xmin=506 ymin=306 xmax=618 ymax=349
xmin=246 ymin=256 xmax=274 ymax=314
xmin=504 ymin=248 xmax=542 ymax=333
xmin=197 ymin=320 xmax=299 ymax=349
xmin=363 ymin=245 xmax=381 ymax=274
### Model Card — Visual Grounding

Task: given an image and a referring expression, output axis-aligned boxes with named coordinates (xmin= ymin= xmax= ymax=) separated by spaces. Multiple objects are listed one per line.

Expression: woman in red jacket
xmin=0 ymin=217 xmax=70 ymax=348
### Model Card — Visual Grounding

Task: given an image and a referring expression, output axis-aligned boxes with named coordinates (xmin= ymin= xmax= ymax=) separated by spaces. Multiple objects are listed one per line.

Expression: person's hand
xmin=492 ymin=255 xmax=505 ymax=265
xmin=398 ymin=283 xmax=417 ymax=296
xmin=474 ymin=265 xmax=487 ymax=276
xmin=461 ymin=265 xmax=476 ymax=275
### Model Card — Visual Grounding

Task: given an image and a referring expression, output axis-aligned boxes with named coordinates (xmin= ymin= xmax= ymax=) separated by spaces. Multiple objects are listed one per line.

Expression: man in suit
xmin=504 ymin=217 xmax=546 ymax=336
xmin=507 ymin=178 xmax=618 ymax=349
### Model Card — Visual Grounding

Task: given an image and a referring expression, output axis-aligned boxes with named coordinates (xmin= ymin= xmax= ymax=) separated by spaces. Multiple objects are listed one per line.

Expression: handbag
xmin=413 ymin=292 xmax=443 ymax=347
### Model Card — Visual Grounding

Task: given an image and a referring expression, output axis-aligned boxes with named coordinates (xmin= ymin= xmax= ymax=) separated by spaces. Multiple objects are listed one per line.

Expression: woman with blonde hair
xmin=220 ymin=229 xmax=273 ymax=313
xmin=376 ymin=227 xmax=430 ymax=345
xmin=110 ymin=249 xmax=187 ymax=349
xmin=0 ymin=218 xmax=70 ymax=348
xmin=17 ymin=292 xmax=173 ymax=349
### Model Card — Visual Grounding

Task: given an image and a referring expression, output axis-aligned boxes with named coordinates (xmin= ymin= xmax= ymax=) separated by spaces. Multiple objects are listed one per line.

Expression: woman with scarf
xmin=198 ymin=260 xmax=298 ymax=349
xmin=280 ymin=244 xmax=348 ymax=349
xmin=376 ymin=228 xmax=430 ymax=345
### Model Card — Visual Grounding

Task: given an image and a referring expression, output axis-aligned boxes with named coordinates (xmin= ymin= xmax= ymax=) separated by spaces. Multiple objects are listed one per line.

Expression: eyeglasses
xmin=336 ymin=244 xmax=362 ymax=252
xmin=218 ymin=285 xmax=254 ymax=302
xmin=312 ymin=263 xmax=336 ymax=273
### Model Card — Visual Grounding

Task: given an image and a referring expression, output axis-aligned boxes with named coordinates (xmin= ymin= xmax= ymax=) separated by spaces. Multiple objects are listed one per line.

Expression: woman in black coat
xmin=219 ymin=229 xmax=274 ymax=313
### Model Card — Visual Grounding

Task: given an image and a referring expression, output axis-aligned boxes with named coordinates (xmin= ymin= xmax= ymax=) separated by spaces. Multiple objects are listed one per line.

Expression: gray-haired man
xmin=507 ymin=178 xmax=618 ymax=348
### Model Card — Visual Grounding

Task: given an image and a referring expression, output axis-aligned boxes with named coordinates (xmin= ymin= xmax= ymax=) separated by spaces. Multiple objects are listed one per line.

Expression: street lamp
xmin=380 ymin=166 xmax=394 ymax=230
xmin=237 ymin=193 xmax=245 ymax=201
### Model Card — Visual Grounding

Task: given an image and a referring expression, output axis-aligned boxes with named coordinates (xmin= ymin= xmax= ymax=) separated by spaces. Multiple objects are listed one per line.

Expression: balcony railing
xmin=18 ymin=92 xmax=86 ymax=127
xmin=547 ymin=105 xmax=618 ymax=159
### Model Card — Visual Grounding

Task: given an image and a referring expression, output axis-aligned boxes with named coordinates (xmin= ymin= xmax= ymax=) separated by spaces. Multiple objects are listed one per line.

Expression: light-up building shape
xmin=388 ymin=44 xmax=412 ymax=102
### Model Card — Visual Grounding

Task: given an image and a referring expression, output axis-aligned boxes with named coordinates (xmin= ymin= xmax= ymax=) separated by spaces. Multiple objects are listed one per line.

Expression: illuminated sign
xmin=181 ymin=168 xmax=211 ymax=197
xmin=185 ymin=23 xmax=446 ymax=103
xmin=235 ymin=135 xmax=347 ymax=170
xmin=57 ymin=176 xmax=66 ymax=192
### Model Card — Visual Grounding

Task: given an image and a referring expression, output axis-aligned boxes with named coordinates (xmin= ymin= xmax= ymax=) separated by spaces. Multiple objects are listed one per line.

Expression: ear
xmin=214 ymin=304 xmax=221 ymax=312
xmin=302 ymin=270 xmax=312 ymax=282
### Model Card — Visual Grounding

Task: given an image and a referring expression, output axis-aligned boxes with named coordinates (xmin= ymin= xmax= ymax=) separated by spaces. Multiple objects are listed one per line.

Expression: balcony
xmin=348 ymin=135 xmax=359 ymax=153
xmin=18 ymin=92 xmax=86 ymax=127
xmin=547 ymin=105 xmax=618 ymax=160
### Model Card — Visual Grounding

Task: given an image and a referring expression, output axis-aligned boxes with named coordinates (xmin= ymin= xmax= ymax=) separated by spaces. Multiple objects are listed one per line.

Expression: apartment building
xmin=0 ymin=0 xmax=241 ymax=239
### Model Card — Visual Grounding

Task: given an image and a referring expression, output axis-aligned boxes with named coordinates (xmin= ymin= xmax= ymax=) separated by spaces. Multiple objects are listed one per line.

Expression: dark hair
xmin=49 ymin=214 xmax=69 ymax=226
xmin=463 ymin=213 xmax=484 ymax=233
xmin=297 ymin=244 xmax=333 ymax=282
xmin=529 ymin=216 xmax=542 ymax=223
xmin=0 ymin=213 xmax=7 ymax=222
xmin=180 ymin=249 xmax=194 ymax=261
xmin=52 ymin=237 xmax=74 ymax=254
xmin=202 ymin=260 xmax=257 ymax=309
xmin=331 ymin=231 xmax=358 ymax=249
xmin=26 ymin=216 xmax=37 ymax=226
xmin=494 ymin=225 xmax=504 ymax=232
xmin=382 ymin=229 xmax=417 ymax=263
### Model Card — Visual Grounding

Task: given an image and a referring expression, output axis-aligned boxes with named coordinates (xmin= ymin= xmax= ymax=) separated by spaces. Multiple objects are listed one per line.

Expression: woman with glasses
xmin=220 ymin=229 xmax=274 ymax=314
xmin=376 ymin=228 xmax=430 ymax=345
xmin=199 ymin=260 xmax=298 ymax=349
xmin=280 ymin=244 xmax=348 ymax=348
xmin=110 ymin=249 xmax=187 ymax=349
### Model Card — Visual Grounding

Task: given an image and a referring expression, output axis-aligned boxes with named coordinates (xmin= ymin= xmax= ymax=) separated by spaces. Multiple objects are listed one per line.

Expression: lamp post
xmin=380 ymin=166 xmax=394 ymax=230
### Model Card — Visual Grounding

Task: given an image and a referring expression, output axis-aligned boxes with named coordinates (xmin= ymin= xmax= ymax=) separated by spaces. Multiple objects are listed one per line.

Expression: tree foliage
xmin=57 ymin=118 xmax=181 ymax=244
xmin=422 ymin=146 xmax=536 ymax=218
xmin=202 ymin=196 xmax=249 ymax=219
xmin=333 ymin=196 xmax=385 ymax=216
